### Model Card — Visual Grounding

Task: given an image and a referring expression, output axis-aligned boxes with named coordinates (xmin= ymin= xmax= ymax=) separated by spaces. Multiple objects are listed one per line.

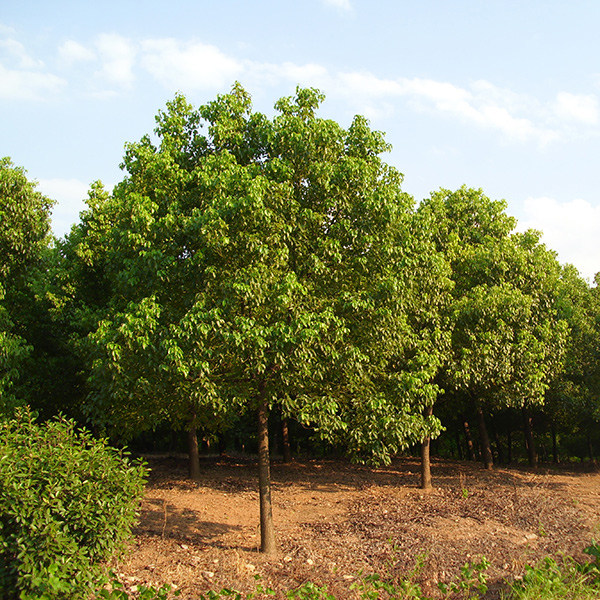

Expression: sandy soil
xmin=112 ymin=455 xmax=600 ymax=598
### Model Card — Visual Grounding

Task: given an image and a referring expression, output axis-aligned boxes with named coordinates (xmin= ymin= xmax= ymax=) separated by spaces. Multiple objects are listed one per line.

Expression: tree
xmin=419 ymin=187 xmax=567 ymax=470
xmin=73 ymin=85 xmax=443 ymax=553
xmin=544 ymin=266 xmax=600 ymax=462
xmin=0 ymin=158 xmax=54 ymax=413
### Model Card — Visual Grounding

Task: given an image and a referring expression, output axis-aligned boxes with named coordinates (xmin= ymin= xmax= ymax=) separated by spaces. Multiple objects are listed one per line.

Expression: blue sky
xmin=2 ymin=0 xmax=599 ymax=280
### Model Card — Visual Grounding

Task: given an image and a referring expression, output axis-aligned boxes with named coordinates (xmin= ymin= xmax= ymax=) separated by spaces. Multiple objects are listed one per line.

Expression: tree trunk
xmin=420 ymin=405 xmax=434 ymax=490
xmin=257 ymin=384 xmax=277 ymax=554
xmin=463 ymin=418 xmax=478 ymax=461
xmin=490 ymin=418 xmax=504 ymax=465
xmin=281 ymin=418 xmax=292 ymax=463
xmin=455 ymin=427 xmax=464 ymax=460
xmin=551 ymin=423 xmax=558 ymax=464
xmin=476 ymin=405 xmax=494 ymax=470
xmin=188 ymin=418 xmax=200 ymax=480
xmin=522 ymin=407 xmax=537 ymax=467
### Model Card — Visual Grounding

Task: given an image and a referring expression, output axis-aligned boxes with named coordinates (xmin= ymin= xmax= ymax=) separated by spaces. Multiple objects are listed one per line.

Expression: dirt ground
xmin=113 ymin=455 xmax=600 ymax=598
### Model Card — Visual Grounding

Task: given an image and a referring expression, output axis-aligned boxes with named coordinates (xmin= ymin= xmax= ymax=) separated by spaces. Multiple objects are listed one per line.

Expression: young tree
xmin=73 ymin=86 xmax=441 ymax=553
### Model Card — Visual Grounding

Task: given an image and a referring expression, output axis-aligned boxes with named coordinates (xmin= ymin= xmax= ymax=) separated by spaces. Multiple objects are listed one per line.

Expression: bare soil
xmin=113 ymin=455 xmax=600 ymax=598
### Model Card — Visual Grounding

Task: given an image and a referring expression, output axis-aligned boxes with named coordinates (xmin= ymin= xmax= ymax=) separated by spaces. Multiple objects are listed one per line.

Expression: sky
xmin=2 ymin=0 xmax=599 ymax=281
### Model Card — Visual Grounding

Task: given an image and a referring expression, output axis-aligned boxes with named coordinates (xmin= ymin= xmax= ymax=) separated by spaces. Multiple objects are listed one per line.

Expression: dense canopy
xmin=1 ymin=85 xmax=598 ymax=553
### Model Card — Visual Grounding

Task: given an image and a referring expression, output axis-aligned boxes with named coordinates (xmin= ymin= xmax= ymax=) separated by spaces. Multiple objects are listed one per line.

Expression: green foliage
xmin=438 ymin=557 xmax=489 ymax=599
xmin=0 ymin=157 xmax=54 ymax=414
xmin=65 ymin=84 xmax=447 ymax=465
xmin=0 ymin=157 xmax=53 ymax=282
xmin=507 ymin=551 xmax=600 ymax=600
xmin=544 ymin=265 xmax=600 ymax=455
xmin=0 ymin=409 xmax=147 ymax=598
xmin=419 ymin=186 xmax=568 ymax=444
xmin=287 ymin=582 xmax=336 ymax=600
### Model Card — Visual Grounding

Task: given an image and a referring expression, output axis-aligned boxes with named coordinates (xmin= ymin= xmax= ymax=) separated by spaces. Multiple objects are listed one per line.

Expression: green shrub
xmin=0 ymin=408 xmax=147 ymax=598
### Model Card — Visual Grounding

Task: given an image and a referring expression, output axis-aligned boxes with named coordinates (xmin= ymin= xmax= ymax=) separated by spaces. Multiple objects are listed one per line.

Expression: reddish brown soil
xmin=113 ymin=456 xmax=600 ymax=598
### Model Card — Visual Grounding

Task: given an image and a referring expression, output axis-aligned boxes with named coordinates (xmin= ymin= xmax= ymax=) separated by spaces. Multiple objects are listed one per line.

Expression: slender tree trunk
xmin=455 ymin=427 xmax=464 ymax=460
xmin=188 ymin=424 xmax=201 ymax=480
xmin=257 ymin=384 xmax=277 ymax=554
xmin=490 ymin=418 xmax=504 ymax=465
xmin=420 ymin=405 xmax=434 ymax=490
xmin=218 ymin=435 xmax=227 ymax=456
xmin=463 ymin=418 xmax=478 ymax=461
xmin=522 ymin=407 xmax=537 ymax=467
xmin=281 ymin=418 xmax=292 ymax=463
xmin=551 ymin=423 xmax=559 ymax=464
xmin=476 ymin=405 xmax=494 ymax=470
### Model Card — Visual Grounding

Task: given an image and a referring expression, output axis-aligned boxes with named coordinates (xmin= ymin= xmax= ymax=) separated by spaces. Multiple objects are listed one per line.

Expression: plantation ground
xmin=113 ymin=456 xmax=600 ymax=598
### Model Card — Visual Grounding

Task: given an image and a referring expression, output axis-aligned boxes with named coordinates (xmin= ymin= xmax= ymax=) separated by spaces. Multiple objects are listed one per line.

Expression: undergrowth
xmin=184 ymin=542 xmax=600 ymax=600
xmin=505 ymin=541 xmax=600 ymax=600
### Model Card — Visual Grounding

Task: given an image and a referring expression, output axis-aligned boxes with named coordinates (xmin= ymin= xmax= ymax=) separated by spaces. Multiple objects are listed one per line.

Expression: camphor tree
xmin=419 ymin=187 xmax=567 ymax=471
xmin=0 ymin=158 xmax=54 ymax=414
xmin=545 ymin=266 xmax=600 ymax=462
xmin=74 ymin=85 xmax=445 ymax=554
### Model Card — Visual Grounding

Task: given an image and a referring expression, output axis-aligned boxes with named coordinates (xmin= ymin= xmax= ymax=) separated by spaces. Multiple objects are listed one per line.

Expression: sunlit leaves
xmin=72 ymin=84 xmax=448 ymax=464
xmin=420 ymin=185 xmax=568 ymax=413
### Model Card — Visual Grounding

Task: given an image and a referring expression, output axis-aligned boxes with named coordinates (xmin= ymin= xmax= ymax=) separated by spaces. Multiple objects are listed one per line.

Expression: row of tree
xmin=1 ymin=85 xmax=599 ymax=554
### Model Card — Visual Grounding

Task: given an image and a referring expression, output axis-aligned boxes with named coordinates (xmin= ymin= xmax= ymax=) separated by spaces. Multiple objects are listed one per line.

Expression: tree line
xmin=1 ymin=85 xmax=599 ymax=554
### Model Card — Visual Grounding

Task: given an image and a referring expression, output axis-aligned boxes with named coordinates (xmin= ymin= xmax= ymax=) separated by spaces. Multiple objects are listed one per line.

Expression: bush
xmin=0 ymin=409 xmax=147 ymax=598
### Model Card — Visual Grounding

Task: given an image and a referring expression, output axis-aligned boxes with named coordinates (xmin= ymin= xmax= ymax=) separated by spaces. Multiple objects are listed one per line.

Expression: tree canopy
xmin=0 ymin=158 xmax=54 ymax=413
xmin=61 ymin=85 xmax=450 ymax=553
xmin=3 ymin=85 xmax=599 ymax=555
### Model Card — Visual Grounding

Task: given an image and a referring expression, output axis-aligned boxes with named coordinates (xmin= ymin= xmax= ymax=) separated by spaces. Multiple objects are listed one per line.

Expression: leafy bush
xmin=0 ymin=409 xmax=147 ymax=598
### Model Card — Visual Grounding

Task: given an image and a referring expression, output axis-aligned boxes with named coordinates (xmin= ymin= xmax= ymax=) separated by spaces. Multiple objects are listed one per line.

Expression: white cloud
xmin=140 ymin=39 xmax=242 ymax=91
xmin=553 ymin=92 xmax=599 ymax=125
xmin=336 ymin=73 xmax=559 ymax=145
xmin=0 ymin=37 xmax=43 ymax=69
xmin=0 ymin=63 xmax=65 ymax=100
xmin=250 ymin=61 xmax=331 ymax=89
xmin=0 ymin=23 xmax=16 ymax=36
xmin=0 ymin=31 xmax=65 ymax=100
xmin=338 ymin=71 xmax=402 ymax=97
xmin=95 ymin=33 xmax=136 ymax=88
xmin=58 ymin=40 xmax=96 ymax=65
xmin=322 ymin=0 xmax=352 ymax=10
xmin=38 ymin=178 xmax=90 ymax=238
xmin=519 ymin=196 xmax=600 ymax=281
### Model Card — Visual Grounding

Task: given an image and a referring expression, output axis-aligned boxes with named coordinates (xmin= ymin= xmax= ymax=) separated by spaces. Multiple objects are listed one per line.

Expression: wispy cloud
xmin=58 ymin=40 xmax=96 ymax=65
xmin=5 ymin=28 xmax=600 ymax=150
xmin=0 ymin=63 xmax=65 ymax=100
xmin=0 ymin=37 xmax=43 ymax=69
xmin=94 ymin=33 xmax=136 ymax=89
xmin=140 ymin=38 xmax=242 ymax=91
xmin=322 ymin=0 xmax=353 ymax=11
xmin=336 ymin=73 xmax=561 ymax=145
xmin=0 ymin=31 xmax=64 ymax=100
xmin=519 ymin=196 xmax=600 ymax=281
xmin=553 ymin=92 xmax=599 ymax=125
